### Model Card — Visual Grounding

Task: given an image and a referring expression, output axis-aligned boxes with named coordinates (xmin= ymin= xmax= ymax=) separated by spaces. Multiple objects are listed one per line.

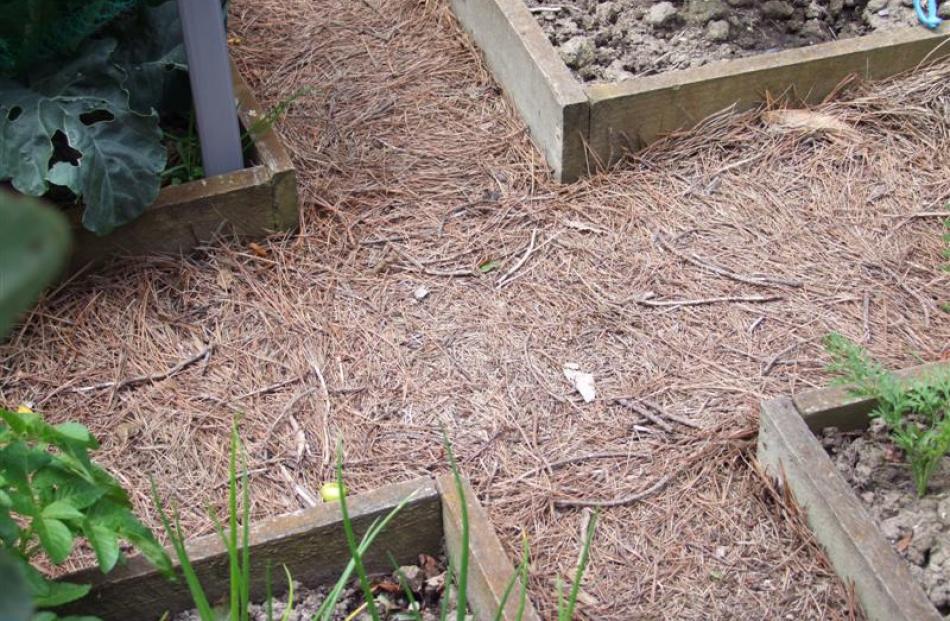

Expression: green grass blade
xmin=494 ymin=534 xmax=530 ymax=621
xmin=515 ymin=535 xmax=530 ymax=621
xmin=560 ymin=512 xmax=597 ymax=621
xmin=240 ymin=427 xmax=251 ymax=620
xmin=228 ymin=424 xmax=240 ymax=621
xmin=439 ymin=564 xmax=454 ymax=621
xmin=151 ymin=479 xmax=215 ymax=621
xmin=313 ymin=490 xmax=419 ymax=620
xmin=337 ymin=441 xmax=380 ymax=621
xmin=279 ymin=565 xmax=295 ymax=621
xmin=443 ymin=433 xmax=469 ymax=621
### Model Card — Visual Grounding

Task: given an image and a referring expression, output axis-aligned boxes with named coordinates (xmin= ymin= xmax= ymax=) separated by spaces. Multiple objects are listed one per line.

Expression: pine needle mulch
xmin=2 ymin=0 xmax=948 ymax=618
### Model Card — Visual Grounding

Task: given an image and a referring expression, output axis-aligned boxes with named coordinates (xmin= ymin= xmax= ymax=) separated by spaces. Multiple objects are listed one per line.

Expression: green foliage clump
xmin=0 ymin=1 xmax=148 ymax=77
xmin=0 ymin=0 xmax=190 ymax=236
xmin=0 ymin=406 xmax=173 ymax=620
xmin=824 ymin=333 xmax=950 ymax=497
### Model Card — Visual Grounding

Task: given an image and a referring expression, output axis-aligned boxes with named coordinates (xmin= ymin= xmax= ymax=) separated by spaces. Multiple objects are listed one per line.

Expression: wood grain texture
xmin=450 ymin=0 xmax=589 ymax=181
xmin=793 ymin=361 xmax=950 ymax=432
xmin=58 ymin=478 xmax=442 ymax=620
xmin=437 ymin=474 xmax=541 ymax=621
xmin=757 ymin=397 xmax=939 ymax=621
xmin=69 ymin=58 xmax=298 ymax=269
xmin=587 ymin=26 xmax=949 ymax=165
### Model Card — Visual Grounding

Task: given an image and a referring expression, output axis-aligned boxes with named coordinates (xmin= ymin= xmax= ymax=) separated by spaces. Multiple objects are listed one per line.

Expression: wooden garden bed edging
xmin=450 ymin=0 xmax=950 ymax=182
xmin=69 ymin=59 xmax=298 ymax=269
xmin=757 ymin=362 xmax=950 ymax=621
xmin=59 ymin=476 xmax=539 ymax=621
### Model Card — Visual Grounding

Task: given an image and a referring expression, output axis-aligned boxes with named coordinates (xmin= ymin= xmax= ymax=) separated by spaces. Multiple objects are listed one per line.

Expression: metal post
xmin=176 ymin=0 xmax=244 ymax=177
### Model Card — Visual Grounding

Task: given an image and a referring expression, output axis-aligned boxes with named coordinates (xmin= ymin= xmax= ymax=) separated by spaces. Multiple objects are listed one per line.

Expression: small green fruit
xmin=319 ymin=482 xmax=347 ymax=503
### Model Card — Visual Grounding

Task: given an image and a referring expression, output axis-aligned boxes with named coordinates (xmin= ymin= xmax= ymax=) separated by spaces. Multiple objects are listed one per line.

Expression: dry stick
xmin=496 ymin=229 xmax=538 ymax=288
xmin=510 ymin=450 xmax=647 ymax=484
xmin=884 ymin=265 xmax=931 ymax=327
xmin=641 ymin=398 xmax=702 ymax=430
xmin=278 ymin=463 xmax=317 ymax=508
xmin=261 ymin=388 xmax=318 ymax=445
xmin=555 ymin=473 xmax=675 ymax=509
xmin=306 ymin=356 xmax=334 ymax=466
xmin=73 ymin=345 xmax=213 ymax=394
xmin=762 ymin=339 xmax=807 ymax=376
xmin=653 ymin=233 xmax=803 ymax=289
xmin=554 ymin=440 xmax=732 ymax=508
xmin=617 ymin=398 xmax=673 ymax=432
xmin=862 ymin=291 xmax=872 ymax=343
xmin=634 ymin=293 xmax=782 ymax=307
xmin=391 ymin=246 xmax=474 ymax=278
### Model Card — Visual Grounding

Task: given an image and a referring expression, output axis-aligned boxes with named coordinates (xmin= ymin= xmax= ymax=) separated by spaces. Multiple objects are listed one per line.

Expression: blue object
xmin=914 ymin=0 xmax=942 ymax=29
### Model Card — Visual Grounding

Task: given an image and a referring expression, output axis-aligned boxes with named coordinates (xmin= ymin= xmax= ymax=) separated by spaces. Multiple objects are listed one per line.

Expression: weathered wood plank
xmin=449 ymin=0 xmax=589 ymax=182
xmin=587 ymin=26 xmax=949 ymax=166
xmin=70 ymin=58 xmax=298 ymax=268
xmin=437 ymin=475 xmax=541 ymax=621
xmin=757 ymin=397 xmax=939 ymax=621
xmin=793 ymin=361 xmax=949 ymax=432
xmin=59 ymin=478 xmax=442 ymax=620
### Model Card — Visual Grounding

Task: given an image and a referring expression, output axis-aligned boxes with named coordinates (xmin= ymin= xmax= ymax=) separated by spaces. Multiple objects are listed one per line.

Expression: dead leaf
xmin=896 ymin=530 xmax=913 ymax=552
xmin=762 ymin=109 xmax=860 ymax=142
xmin=374 ymin=579 xmax=402 ymax=594
xmin=248 ymin=242 xmax=269 ymax=258
xmin=419 ymin=553 xmax=439 ymax=579
xmin=563 ymin=362 xmax=596 ymax=403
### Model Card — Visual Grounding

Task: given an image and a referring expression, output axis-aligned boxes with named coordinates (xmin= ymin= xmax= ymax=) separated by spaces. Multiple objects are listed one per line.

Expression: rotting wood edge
xmin=58 ymin=476 xmax=538 ymax=621
xmin=757 ymin=361 xmax=950 ymax=621
xmin=449 ymin=0 xmax=950 ymax=180
xmin=69 ymin=57 xmax=298 ymax=269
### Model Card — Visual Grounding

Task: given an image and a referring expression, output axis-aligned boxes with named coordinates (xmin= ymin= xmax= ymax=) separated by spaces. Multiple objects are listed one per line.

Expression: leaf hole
xmin=79 ymin=109 xmax=115 ymax=125
xmin=6 ymin=106 xmax=22 ymax=121
xmin=51 ymin=131 xmax=82 ymax=166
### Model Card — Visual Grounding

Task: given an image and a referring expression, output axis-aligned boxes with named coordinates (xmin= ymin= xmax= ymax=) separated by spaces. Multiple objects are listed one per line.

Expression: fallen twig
xmin=497 ymin=229 xmax=538 ymax=288
xmin=654 ymin=233 xmax=803 ymax=289
xmin=510 ymin=450 xmax=646 ymax=484
xmin=73 ymin=345 xmax=213 ymax=394
xmin=617 ymin=398 xmax=673 ymax=432
xmin=762 ymin=339 xmax=807 ymax=376
xmin=306 ymin=355 xmax=334 ymax=466
xmin=641 ymin=398 xmax=702 ymax=429
xmin=555 ymin=473 xmax=674 ymax=509
xmin=634 ymin=292 xmax=782 ymax=307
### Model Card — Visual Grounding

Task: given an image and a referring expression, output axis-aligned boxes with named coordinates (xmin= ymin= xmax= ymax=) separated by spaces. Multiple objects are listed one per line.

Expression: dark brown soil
xmin=823 ymin=422 xmax=950 ymax=614
xmin=525 ymin=0 xmax=922 ymax=82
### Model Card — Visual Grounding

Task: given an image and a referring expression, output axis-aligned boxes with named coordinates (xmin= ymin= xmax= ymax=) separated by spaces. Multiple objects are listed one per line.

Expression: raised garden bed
xmin=757 ymin=361 xmax=950 ymax=621
xmin=69 ymin=60 xmax=298 ymax=269
xmin=450 ymin=0 xmax=949 ymax=181
xmin=57 ymin=476 xmax=539 ymax=621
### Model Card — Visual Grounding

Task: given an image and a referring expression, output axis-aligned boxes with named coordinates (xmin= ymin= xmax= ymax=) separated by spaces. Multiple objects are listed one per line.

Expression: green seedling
xmin=825 ymin=333 xmax=950 ymax=496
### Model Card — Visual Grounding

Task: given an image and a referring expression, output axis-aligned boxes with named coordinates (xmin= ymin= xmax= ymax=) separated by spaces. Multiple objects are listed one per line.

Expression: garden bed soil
xmin=822 ymin=422 xmax=950 ymax=614
xmin=525 ymin=0 xmax=928 ymax=81
xmin=174 ymin=555 xmax=464 ymax=621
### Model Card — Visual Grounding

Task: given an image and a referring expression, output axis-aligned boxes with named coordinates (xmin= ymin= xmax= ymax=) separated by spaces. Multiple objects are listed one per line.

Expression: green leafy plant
xmin=824 ymin=333 xmax=950 ymax=496
xmin=1 ymin=189 xmax=169 ymax=621
xmin=0 ymin=405 xmax=173 ymax=619
xmin=0 ymin=1 xmax=192 ymax=236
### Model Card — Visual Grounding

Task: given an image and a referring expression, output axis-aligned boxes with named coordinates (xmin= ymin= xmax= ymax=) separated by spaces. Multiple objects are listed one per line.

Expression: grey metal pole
xmin=176 ymin=0 xmax=244 ymax=177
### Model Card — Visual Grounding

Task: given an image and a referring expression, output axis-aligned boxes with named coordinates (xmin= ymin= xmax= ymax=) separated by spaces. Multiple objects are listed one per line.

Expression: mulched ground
xmin=2 ymin=0 xmax=948 ymax=618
